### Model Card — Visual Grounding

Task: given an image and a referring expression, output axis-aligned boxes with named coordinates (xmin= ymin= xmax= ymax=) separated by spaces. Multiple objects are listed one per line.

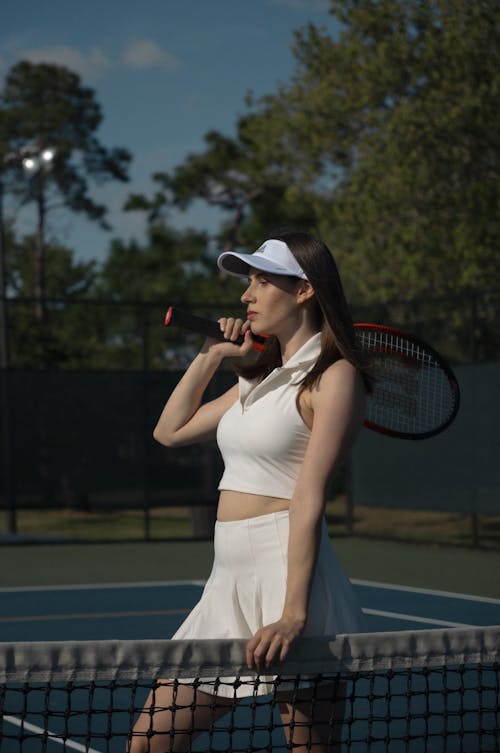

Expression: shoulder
xmin=319 ymin=357 xmax=359 ymax=384
xmin=310 ymin=359 xmax=365 ymax=414
xmin=298 ymin=359 xmax=365 ymax=429
xmin=310 ymin=357 xmax=363 ymax=394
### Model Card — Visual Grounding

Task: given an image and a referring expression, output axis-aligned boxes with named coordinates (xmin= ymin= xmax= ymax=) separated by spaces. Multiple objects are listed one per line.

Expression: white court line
xmin=352 ymin=578 xmax=500 ymax=605
xmin=1 ymin=607 xmax=471 ymax=629
xmin=3 ymin=715 xmax=102 ymax=753
xmin=2 ymin=578 xmax=499 ymax=605
xmin=0 ymin=609 xmax=476 ymax=629
xmin=362 ymin=608 xmax=476 ymax=629
xmin=0 ymin=608 xmax=190 ymax=623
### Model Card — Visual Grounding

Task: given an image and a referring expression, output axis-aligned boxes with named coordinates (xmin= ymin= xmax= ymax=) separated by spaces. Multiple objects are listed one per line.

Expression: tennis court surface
xmin=1 ymin=579 xmax=499 ymax=752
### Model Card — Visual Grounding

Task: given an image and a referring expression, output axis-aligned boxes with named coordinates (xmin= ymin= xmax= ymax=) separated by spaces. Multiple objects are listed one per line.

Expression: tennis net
xmin=1 ymin=625 xmax=499 ymax=752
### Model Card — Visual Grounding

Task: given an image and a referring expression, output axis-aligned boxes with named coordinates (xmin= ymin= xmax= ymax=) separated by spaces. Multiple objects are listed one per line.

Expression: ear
xmin=296 ymin=281 xmax=315 ymax=304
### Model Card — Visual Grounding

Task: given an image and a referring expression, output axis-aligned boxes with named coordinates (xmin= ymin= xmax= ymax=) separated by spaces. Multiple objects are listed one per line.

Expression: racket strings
xmin=358 ymin=329 xmax=456 ymax=436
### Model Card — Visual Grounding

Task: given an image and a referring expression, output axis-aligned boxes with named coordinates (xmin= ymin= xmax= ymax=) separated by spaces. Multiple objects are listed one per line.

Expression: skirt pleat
xmin=171 ymin=510 xmax=365 ymax=696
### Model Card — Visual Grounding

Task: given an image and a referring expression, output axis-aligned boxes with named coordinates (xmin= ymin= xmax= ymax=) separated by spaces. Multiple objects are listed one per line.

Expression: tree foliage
xmin=125 ymin=121 xmax=320 ymax=258
xmin=133 ymin=0 xmax=499 ymax=306
xmin=0 ymin=61 xmax=131 ymax=227
xmin=5 ymin=232 xmax=98 ymax=367
xmin=96 ymin=223 xmax=245 ymax=369
xmin=254 ymin=0 xmax=500 ymax=300
xmin=3 ymin=3 xmax=499 ymax=368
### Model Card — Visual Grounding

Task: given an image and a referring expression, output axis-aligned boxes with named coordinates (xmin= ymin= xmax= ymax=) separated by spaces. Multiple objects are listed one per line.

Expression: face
xmin=240 ymin=269 xmax=307 ymax=337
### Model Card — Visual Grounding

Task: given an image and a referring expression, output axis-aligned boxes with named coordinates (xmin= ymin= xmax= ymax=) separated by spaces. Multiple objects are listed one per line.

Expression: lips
xmin=247 ymin=311 xmax=257 ymax=320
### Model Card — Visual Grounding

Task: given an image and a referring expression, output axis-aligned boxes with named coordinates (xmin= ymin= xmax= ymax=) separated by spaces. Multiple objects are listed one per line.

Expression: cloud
xmin=121 ymin=39 xmax=182 ymax=72
xmin=6 ymin=39 xmax=181 ymax=82
xmin=17 ymin=45 xmax=111 ymax=80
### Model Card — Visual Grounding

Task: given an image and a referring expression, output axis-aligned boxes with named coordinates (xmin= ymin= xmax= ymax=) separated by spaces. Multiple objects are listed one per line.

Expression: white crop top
xmin=216 ymin=333 xmax=321 ymax=499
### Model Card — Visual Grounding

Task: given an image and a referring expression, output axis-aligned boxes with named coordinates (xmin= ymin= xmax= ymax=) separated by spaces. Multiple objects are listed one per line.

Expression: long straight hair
xmin=234 ymin=231 xmax=373 ymax=395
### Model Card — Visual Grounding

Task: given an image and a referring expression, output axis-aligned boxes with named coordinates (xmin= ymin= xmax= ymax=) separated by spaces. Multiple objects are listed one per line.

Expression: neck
xmin=278 ymin=323 xmax=320 ymax=365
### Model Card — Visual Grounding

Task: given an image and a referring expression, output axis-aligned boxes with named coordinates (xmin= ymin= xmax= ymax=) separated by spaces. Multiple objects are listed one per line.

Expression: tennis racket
xmin=164 ymin=307 xmax=460 ymax=440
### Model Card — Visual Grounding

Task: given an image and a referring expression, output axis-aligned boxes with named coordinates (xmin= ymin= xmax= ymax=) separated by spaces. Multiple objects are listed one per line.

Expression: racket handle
xmin=164 ymin=306 xmax=267 ymax=351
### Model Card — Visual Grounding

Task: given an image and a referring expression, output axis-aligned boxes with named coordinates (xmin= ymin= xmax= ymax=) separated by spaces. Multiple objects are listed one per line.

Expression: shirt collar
xmin=238 ymin=332 xmax=322 ymax=409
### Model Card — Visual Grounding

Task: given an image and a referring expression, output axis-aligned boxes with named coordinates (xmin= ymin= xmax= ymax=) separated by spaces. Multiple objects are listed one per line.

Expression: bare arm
xmin=153 ymin=319 xmax=254 ymax=447
xmin=246 ymin=359 xmax=366 ymax=668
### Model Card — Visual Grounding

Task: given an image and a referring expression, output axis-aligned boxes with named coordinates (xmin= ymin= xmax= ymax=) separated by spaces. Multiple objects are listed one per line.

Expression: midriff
xmin=217 ymin=489 xmax=290 ymax=522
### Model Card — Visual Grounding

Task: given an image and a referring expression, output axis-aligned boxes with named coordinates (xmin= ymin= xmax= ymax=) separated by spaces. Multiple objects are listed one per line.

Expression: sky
xmin=1 ymin=0 xmax=341 ymax=264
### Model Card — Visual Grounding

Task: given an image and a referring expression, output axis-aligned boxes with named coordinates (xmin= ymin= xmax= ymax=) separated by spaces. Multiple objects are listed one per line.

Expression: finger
xmin=246 ymin=635 xmax=259 ymax=669
xmin=279 ymin=636 xmax=293 ymax=663
xmin=238 ymin=329 xmax=255 ymax=354
xmin=228 ymin=318 xmax=246 ymax=341
xmin=265 ymin=635 xmax=285 ymax=668
xmin=252 ymin=637 xmax=273 ymax=672
xmin=222 ymin=317 xmax=236 ymax=339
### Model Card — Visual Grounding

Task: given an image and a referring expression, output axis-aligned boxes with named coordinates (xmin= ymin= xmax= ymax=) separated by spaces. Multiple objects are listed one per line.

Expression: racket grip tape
xmin=164 ymin=306 xmax=267 ymax=351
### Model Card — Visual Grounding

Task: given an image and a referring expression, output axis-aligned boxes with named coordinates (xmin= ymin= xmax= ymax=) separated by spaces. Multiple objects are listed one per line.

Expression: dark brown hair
xmin=234 ymin=231 xmax=373 ymax=395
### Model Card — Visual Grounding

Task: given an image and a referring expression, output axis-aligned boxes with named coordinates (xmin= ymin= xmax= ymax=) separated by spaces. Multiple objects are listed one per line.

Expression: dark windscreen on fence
xmin=350 ymin=363 xmax=500 ymax=517
xmin=0 ymin=368 xmax=233 ymax=528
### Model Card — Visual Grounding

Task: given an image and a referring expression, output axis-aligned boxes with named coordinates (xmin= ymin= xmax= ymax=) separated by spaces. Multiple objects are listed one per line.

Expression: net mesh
xmin=1 ymin=625 xmax=499 ymax=752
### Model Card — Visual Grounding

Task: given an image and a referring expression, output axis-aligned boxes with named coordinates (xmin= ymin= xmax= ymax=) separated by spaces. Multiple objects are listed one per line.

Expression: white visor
xmin=217 ymin=239 xmax=308 ymax=280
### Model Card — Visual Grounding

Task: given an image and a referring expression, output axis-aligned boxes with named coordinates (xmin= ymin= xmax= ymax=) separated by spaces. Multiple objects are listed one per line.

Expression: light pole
xmin=0 ymin=157 xmax=14 ymax=533
xmin=0 ymin=144 xmax=56 ymax=534
xmin=22 ymin=147 xmax=56 ymax=324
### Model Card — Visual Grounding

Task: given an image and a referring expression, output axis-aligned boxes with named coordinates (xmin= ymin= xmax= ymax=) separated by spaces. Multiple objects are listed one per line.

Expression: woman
xmin=128 ymin=231 xmax=369 ymax=753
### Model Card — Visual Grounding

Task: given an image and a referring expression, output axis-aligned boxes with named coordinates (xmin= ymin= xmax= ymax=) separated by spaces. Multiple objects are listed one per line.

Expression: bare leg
xmin=278 ymin=681 xmax=347 ymax=753
xmin=127 ymin=679 xmax=234 ymax=753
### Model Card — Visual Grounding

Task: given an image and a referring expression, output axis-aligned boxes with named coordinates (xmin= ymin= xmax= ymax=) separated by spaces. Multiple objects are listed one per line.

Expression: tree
xmin=0 ymin=61 xmax=131 ymax=324
xmin=5 ymin=232 xmax=98 ymax=367
xmin=141 ymin=1 xmax=500 ymax=307
xmin=97 ymin=223 xmax=239 ymax=369
xmin=248 ymin=0 xmax=500 ymax=301
xmin=125 ymin=122 xmax=319 ymax=264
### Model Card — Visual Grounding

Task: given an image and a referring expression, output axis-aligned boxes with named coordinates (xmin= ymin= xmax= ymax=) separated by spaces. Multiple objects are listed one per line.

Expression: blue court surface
xmin=1 ymin=578 xmax=500 ymax=643
xmin=1 ymin=579 xmax=499 ymax=752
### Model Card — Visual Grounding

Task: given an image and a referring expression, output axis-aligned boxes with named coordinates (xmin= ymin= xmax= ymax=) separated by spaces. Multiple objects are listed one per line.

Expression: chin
xmin=249 ymin=322 xmax=264 ymax=334
xmin=252 ymin=325 xmax=273 ymax=337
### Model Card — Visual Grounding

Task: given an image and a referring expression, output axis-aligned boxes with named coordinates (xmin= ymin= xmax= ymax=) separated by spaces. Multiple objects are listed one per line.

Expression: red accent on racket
xmin=164 ymin=308 xmax=460 ymax=439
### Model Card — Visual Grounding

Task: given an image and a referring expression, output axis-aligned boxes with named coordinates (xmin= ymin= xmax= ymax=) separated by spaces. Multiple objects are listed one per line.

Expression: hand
xmin=245 ymin=617 xmax=304 ymax=670
xmin=204 ymin=317 xmax=254 ymax=358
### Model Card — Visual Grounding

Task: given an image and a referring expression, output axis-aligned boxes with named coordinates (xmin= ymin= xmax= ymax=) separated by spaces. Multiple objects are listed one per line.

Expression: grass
xmin=326 ymin=499 xmax=500 ymax=550
xmin=2 ymin=506 xmax=195 ymax=541
xmin=2 ymin=497 xmax=499 ymax=550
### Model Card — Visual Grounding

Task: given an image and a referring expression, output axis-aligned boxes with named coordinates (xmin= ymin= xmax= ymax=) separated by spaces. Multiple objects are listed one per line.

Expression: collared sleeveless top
xmin=216 ymin=333 xmax=321 ymax=499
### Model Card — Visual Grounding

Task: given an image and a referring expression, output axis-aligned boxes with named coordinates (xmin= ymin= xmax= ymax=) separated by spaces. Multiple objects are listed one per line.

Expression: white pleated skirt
xmin=171 ymin=510 xmax=365 ymax=697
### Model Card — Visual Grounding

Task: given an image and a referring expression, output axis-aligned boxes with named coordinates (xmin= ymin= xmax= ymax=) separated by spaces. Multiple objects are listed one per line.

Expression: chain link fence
xmin=1 ymin=289 xmax=499 ymax=545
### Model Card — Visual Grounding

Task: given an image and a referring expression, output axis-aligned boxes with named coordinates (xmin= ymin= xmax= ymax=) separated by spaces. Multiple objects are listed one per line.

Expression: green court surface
xmin=1 ymin=537 xmax=499 ymax=598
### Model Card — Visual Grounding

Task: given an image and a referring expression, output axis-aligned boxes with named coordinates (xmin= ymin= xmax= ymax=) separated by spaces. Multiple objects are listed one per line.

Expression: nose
xmin=241 ymin=283 xmax=254 ymax=304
